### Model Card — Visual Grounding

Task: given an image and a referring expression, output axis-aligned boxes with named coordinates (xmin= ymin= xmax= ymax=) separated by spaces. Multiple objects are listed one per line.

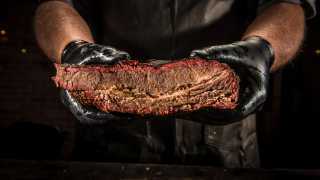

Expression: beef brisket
xmin=53 ymin=58 xmax=239 ymax=116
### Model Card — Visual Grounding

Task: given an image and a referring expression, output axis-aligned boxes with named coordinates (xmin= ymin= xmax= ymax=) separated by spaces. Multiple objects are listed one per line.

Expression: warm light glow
xmin=0 ymin=30 xmax=5 ymax=35
xmin=21 ymin=48 xmax=27 ymax=54
xmin=316 ymin=49 xmax=320 ymax=55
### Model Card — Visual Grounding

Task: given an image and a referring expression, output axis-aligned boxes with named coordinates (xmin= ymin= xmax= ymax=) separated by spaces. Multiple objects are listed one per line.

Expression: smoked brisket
xmin=53 ymin=58 xmax=239 ymax=116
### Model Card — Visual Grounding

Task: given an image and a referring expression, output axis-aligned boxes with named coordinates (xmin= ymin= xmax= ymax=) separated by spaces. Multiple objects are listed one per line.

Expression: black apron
xmin=70 ymin=0 xmax=260 ymax=168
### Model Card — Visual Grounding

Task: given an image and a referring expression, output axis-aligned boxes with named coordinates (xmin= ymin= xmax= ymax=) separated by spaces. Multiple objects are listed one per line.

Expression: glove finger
xmin=113 ymin=50 xmax=131 ymax=60
xmin=98 ymin=47 xmax=130 ymax=64
xmin=237 ymin=71 xmax=268 ymax=117
xmin=81 ymin=51 xmax=130 ymax=65
xmin=191 ymin=45 xmax=249 ymax=67
xmin=99 ymin=52 xmax=129 ymax=65
xmin=60 ymin=90 xmax=121 ymax=124
xmin=190 ymin=49 xmax=210 ymax=58
xmin=101 ymin=46 xmax=130 ymax=58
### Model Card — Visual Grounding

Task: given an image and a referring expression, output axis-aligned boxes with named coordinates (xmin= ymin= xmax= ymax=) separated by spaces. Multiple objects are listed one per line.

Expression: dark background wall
xmin=0 ymin=1 xmax=319 ymax=168
xmin=0 ymin=1 xmax=75 ymax=160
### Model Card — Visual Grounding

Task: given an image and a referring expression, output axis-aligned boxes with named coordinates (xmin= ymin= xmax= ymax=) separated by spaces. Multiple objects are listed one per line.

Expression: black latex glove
xmin=60 ymin=40 xmax=131 ymax=124
xmin=189 ymin=36 xmax=274 ymax=123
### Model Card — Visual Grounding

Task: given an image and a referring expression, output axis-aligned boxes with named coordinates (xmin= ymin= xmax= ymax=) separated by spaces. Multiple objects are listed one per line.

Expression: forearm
xmin=34 ymin=0 xmax=94 ymax=63
xmin=243 ymin=2 xmax=305 ymax=72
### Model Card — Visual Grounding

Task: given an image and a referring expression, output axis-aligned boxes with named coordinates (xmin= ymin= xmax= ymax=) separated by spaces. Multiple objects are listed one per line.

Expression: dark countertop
xmin=0 ymin=159 xmax=320 ymax=180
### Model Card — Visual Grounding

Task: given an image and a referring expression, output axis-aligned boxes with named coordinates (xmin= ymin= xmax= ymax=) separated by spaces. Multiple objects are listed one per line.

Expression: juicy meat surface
xmin=53 ymin=58 xmax=239 ymax=116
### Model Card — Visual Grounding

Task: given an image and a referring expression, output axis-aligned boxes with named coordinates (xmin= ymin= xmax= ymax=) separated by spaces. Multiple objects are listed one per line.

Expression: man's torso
xmin=72 ymin=0 xmax=258 ymax=59
xmin=69 ymin=0 xmax=261 ymax=168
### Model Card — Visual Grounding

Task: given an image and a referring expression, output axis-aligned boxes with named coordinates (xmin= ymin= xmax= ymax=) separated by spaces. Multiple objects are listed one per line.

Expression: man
xmin=35 ymin=0 xmax=316 ymax=168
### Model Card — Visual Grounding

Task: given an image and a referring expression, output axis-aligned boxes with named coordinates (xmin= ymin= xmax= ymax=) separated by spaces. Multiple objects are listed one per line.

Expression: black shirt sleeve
xmin=67 ymin=0 xmax=101 ymax=40
xmin=258 ymin=0 xmax=317 ymax=19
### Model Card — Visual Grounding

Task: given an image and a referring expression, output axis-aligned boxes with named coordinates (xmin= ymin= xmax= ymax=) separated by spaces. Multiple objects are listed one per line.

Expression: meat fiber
xmin=52 ymin=58 xmax=239 ymax=116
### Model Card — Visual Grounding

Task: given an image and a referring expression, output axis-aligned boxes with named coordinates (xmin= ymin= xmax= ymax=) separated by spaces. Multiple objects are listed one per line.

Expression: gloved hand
xmin=189 ymin=36 xmax=274 ymax=123
xmin=60 ymin=40 xmax=131 ymax=124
